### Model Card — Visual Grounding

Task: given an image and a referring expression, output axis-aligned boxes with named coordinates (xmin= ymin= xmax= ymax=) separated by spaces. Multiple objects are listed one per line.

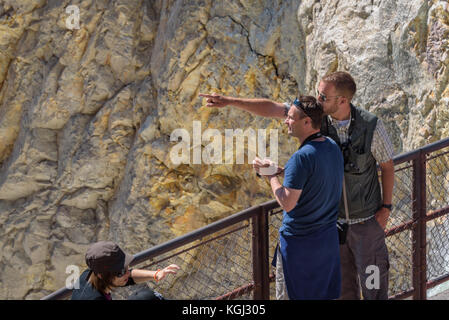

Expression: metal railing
xmin=42 ymin=137 xmax=449 ymax=300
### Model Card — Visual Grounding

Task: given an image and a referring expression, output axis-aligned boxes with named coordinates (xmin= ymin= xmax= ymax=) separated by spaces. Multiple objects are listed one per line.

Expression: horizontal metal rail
xmin=393 ymin=137 xmax=449 ymax=164
xmin=427 ymin=205 xmax=449 ymax=221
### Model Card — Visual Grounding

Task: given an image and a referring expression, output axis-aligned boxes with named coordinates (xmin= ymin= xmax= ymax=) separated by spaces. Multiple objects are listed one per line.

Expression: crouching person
xmin=71 ymin=241 xmax=180 ymax=300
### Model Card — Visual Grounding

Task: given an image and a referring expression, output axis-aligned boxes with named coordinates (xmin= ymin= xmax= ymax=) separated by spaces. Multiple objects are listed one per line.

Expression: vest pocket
xmin=353 ymin=152 xmax=373 ymax=173
xmin=343 ymin=145 xmax=372 ymax=174
xmin=343 ymin=171 xmax=381 ymax=217
xmin=345 ymin=180 xmax=363 ymax=213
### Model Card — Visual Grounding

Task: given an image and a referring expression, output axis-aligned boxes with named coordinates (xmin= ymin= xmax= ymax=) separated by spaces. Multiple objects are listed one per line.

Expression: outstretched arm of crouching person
xmin=199 ymin=93 xmax=287 ymax=118
xmin=131 ymin=264 xmax=180 ymax=284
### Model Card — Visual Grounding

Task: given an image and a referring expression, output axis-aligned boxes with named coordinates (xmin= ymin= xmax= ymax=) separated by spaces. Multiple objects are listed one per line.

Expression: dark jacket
xmin=71 ymin=269 xmax=135 ymax=300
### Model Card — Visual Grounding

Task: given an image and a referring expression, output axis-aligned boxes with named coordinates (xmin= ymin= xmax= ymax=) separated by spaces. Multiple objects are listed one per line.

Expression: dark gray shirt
xmin=71 ymin=269 xmax=135 ymax=300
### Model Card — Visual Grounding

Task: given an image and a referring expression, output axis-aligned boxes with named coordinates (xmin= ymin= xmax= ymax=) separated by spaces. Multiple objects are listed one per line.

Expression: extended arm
xmin=131 ymin=264 xmax=180 ymax=284
xmin=199 ymin=93 xmax=286 ymax=118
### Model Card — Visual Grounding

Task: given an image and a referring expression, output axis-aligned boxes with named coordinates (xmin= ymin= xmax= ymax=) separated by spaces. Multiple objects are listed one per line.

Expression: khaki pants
xmin=339 ymin=217 xmax=390 ymax=300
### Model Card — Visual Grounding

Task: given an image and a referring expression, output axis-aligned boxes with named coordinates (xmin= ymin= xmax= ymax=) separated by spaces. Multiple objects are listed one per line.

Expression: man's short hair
xmin=321 ymin=71 xmax=356 ymax=101
xmin=293 ymin=95 xmax=323 ymax=130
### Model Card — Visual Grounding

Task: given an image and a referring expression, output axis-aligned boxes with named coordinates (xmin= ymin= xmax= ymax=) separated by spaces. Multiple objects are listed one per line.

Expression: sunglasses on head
xmin=292 ymin=98 xmax=312 ymax=118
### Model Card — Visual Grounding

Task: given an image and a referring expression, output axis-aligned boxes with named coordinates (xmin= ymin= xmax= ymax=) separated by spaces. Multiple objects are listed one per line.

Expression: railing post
xmin=412 ymin=151 xmax=427 ymax=300
xmin=252 ymin=206 xmax=270 ymax=300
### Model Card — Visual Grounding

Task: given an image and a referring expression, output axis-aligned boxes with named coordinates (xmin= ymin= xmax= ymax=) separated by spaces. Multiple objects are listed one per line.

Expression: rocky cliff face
xmin=0 ymin=0 xmax=448 ymax=299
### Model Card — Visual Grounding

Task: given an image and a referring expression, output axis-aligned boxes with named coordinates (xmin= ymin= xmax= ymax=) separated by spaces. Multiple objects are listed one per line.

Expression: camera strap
xmin=299 ymin=132 xmax=323 ymax=150
xmin=342 ymin=175 xmax=350 ymax=222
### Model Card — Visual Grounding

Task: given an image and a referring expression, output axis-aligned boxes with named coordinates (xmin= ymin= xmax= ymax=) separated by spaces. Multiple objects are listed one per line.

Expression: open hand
xmin=156 ymin=264 xmax=180 ymax=281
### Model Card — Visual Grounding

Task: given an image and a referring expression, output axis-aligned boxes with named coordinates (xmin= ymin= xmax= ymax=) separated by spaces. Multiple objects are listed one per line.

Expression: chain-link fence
xmin=43 ymin=138 xmax=449 ymax=300
xmin=385 ymin=159 xmax=414 ymax=296
xmin=117 ymin=221 xmax=255 ymax=300
xmin=425 ymin=147 xmax=449 ymax=289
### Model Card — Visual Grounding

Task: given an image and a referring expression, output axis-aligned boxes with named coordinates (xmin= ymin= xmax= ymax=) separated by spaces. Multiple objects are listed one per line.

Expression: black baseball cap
xmin=85 ymin=241 xmax=133 ymax=274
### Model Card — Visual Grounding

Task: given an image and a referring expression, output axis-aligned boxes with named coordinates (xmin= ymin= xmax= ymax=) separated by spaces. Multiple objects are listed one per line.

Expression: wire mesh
xmin=390 ymin=161 xmax=414 ymax=227
xmin=427 ymin=216 xmax=449 ymax=281
xmin=426 ymin=149 xmax=449 ymax=283
xmin=268 ymin=208 xmax=283 ymax=300
xmin=114 ymin=221 xmax=254 ymax=300
xmin=386 ymin=230 xmax=414 ymax=295
xmin=426 ymin=150 xmax=449 ymax=212
xmin=385 ymin=160 xmax=415 ymax=296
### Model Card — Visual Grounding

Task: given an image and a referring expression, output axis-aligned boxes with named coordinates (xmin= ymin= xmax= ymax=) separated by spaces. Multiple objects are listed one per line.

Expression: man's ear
xmin=338 ymin=96 xmax=348 ymax=105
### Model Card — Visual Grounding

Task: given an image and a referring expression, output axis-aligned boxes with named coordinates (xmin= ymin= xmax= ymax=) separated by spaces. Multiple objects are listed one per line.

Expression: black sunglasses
xmin=116 ymin=267 xmax=129 ymax=277
xmin=317 ymin=90 xmax=342 ymax=102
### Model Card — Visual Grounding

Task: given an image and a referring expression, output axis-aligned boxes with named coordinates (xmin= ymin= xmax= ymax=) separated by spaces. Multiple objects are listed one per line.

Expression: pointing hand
xmin=199 ymin=93 xmax=230 ymax=108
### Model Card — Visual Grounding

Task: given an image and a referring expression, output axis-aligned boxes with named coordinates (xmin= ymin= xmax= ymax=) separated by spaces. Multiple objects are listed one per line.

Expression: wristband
xmin=154 ymin=269 xmax=161 ymax=282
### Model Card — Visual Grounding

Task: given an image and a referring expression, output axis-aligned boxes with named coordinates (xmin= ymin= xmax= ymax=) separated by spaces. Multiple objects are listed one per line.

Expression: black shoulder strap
xmin=299 ymin=132 xmax=323 ymax=150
